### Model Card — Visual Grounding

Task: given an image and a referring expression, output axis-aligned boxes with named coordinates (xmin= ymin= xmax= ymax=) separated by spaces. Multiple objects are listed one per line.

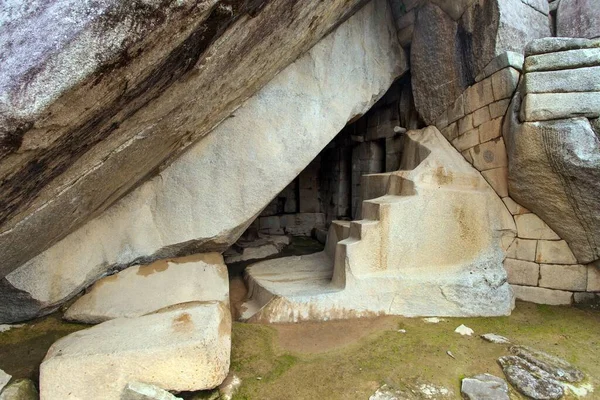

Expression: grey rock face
xmin=461 ymin=374 xmax=509 ymax=400
xmin=524 ymin=48 xmax=600 ymax=72
xmin=0 ymin=0 xmax=369 ymax=279
xmin=510 ymin=345 xmax=585 ymax=383
xmin=525 ymin=37 xmax=600 ymax=56
xmin=524 ymin=66 xmax=600 ymax=94
xmin=0 ymin=379 xmax=38 ymax=400
xmin=557 ymin=0 xmax=600 ymax=39
xmin=498 ymin=356 xmax=564 ymax=400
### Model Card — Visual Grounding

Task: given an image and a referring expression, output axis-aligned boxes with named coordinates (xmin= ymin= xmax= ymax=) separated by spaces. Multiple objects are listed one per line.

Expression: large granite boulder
xmin=411 ymin=0 xmax=550 ymax=124
xmin=0 ymin=0 xmax=370 ymax=279
xmin=557 ymin=0 xmax=600 ymax=39
xmin=40 ymin=302 xmax=231 ymax=400
xmin=504 ymin=38 xmax=600 ymax=264
xmin=0 ymin=0 xmax=407 ymax=324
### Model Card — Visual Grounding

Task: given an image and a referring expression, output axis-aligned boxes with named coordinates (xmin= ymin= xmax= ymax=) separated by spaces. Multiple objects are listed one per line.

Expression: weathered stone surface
xmin=539 ymin=264 xmax=587 ymax=291
xmin=461 ymin=374 xmax=509 ymax=400
xmin=475 ymin=52 xmax=524 ymax=82
xmin=589 ymin=264 xmax=600 ymax=291
xmin=535 ymin=240 xmax=577 ymax=264
xmin=40 ymin=302 xmax=231 ymax=400
xmin=557 ymin=0 xmax=600 ymax=39
xmin=218 ymin=373 xmax=242 ymax=400
xmin=0 ymin=379 xmax=38 ymax=400
xmin=506 ymin=239 xmax=537 ymax=262
xmin=524 ymin=48 xmax=600 ymax=72
xmin=0 ymin=369 xmax=10 ymax=393
xmin=470 ymin=138 xmax=508 ymax=171
xmin=121 ymin=382 xmax=181 ymax=400
xmin=524 ymin=66 xmax=600 ymax=94
xmin=0 ymin=0 xmax=372 ymax=279
xmin=514 ymin=215 xmax=559 ymax=240
xmin=521 ymin=92 xmax=600 ymax=121
xmin=498 ymin=355 xmax=564 ymax=400
xmin=505 ymin=94 xmax=600 ymax=262
xmin=504 ymin=259 xmax=539 ymax=286
xmin=510 ymin=345 xmax=585 ymax=383
xmin=512 ymin=285 xmax=573 ymax=305
xmin=525 ymin=37 xmax=600 ymax=56
xmin=0 ymin=0 xmax=407 ymax=324
xmin=481 ymin=167 xmax=508 ymax=197
xmin=481 ymin=333 xmax=510 ymax=344
xmin=64 ymin=253 xmax=228 ymax=324
xmin=491 ymin=68 xmax=521 ymax=102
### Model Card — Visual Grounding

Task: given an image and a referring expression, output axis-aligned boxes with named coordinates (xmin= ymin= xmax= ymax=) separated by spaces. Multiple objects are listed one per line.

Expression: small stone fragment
xmin=461 ymin=374 xmax=509 ymax=400
xmin=121 ymin=382 xmax=181 ymax=400
xmin=0 ymin=369 xmax=11 ymax=393
xmin=510 ymin=345 xmax=585 ymax=383
xmin=455 ymin=324 xmax=474 ymax=336
xmin=481 ymin=333 xmax=510 ymax=344
xmin=423 ymin=317 xmax=443 ymax=324
xmin=0 ymin=379 xmax=39 ymax=400
xmin=446 ymin=351 xmax=456 ymax=359
xmin=0 ymin=325 xmax=23 ymax=334
xmin=218 ymin=374 xmax=241 ymax=400
xmin=498 ymin=355 xmax=564 ymax=400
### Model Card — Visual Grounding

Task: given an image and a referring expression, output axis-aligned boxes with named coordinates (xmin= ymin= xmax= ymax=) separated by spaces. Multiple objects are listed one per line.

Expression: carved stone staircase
xmin=241 ymin=127 xmax=515 ymax=323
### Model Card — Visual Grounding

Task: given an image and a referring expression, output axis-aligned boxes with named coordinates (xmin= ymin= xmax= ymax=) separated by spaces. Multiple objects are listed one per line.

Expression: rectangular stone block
xmin=539 ymin=264 xmax=588 ymax=291
xmin=512 ymin=285 xmax=573 ymax=305
xmin=441 ymin=122 xmax=458 ymax=141
xmin=524 ymin=48 xmax=600 ymax=72
xmin=535 ymin=240 xmax=577 ymax=264
xmin=524 ymin=66 xmax=600 ymax=93
xmin=506 ymin=238 xmax=537 ymax=262
xmin=588 ymin=264 xmax=600 ymax=292
xmin=482 ymin=167 xmax=508 ymax=197
xmin=458 ymin=113 xmax=474 ymax=135
xmin=521 ymin=92 xmax=600 ymax=121
xmin=491 ymin=68 xmax=520 ymax=101
xmin=473 ymin=106 xmax=491 ymax=128
xmin=465 ymin=78 xmax=494 ymax=114
xmin=478 ymin=117 xmax=503 ymax=143
xmin=489 ymin=99 xmax=511 ymax=119
xmin=452 ymin=128 xmax=479 ymax=152
xmin=470 ymin=137 xmax=507 ymax=171
xmin=504 ymin=259 xmax=539 ymax=286
xmin=514 ymin=214 xmax=560 ymax=240
xmin=475 ymin=51 xmax=525 ymax=82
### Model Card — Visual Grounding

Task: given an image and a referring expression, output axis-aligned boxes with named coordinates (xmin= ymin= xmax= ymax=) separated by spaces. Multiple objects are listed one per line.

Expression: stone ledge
xmin=512 ymin=285 xmax=573 ymax=305
xmin=475 ymin=52 xmax=524 ymax=82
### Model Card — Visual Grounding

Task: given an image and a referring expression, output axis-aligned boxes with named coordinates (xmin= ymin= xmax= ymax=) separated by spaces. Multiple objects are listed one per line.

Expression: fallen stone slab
xmin=524 ymin=48 xmax=600 ymax=72
xmin=121 ymin=382 xmax=181 ymax=400
xmin=498 ymin=355 xmax=564 ymax=400
xmin=0 ymin=379 xmax=38 ymax=400
xmin=461 ymin=374 xmax=509 ymax=400
xmin=0 ymin=369 xmax=10 ymax=393
xmin=40 ymin=302 xmax=231 ymax=400
xmin=0 ymin=0 xmax=406 ymax=324
xmin=510 ymin=345 xmax=585 ymax=383
xmin=524 ymin=66 xmax=600 ymax=94
xmin=64 ymin=253 xmax=228 ymax=324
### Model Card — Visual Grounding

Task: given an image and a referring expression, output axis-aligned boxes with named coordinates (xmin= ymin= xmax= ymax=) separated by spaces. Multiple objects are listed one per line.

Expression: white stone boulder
xmin=64 ymin=253 xmax=228 ymax=324
xmin=0 ymin=0 xmax=407 ymax=324
xmin=40 ymin=301 xmax=231 ymax=400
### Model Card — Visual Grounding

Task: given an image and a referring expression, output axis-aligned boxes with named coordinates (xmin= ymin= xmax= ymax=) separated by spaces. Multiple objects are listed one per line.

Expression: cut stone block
xmin=489 ymin=99 xmax=511 ymax=119
xmin=521 ymin=92 xmax=600 ymax=121
xmin=461 ymin=374 xmax=509 ymax=400
xmin=557 ymin=0 xmax=600 ymax=39
xmin=491 ymin=68 xmax=520 ymax=102
xmin=40 ymin=302 xmax=231 ymax=400
xmin=471 ymin=138 xmax=508 ymax=171
xmin=514 ymin=214 xmax=560 ymax=240
xmin=452 ymin=129 xmax=480 ymax=152
xmin=64 ymin=253 xmax=229 ymax=324
xmin=524 ymin=48 xmax=600 ymax=72
xmin=524 ymin=66 xmax=600 ymax=93
xmin=502 ymin=197 xmax=530 ymax=215
xmin=587 ymin=264 xmax=600 ymax=292
xmin=504 ymin=259 xmax=539 ymax=286
xmin=441 ymin=122 xmax=459 ymax=141
xmin=525 ymin=37 xmax=600 ymax=56
xmin=539 ymin=264 xmax=587 ymax=291
xmin=448 ymin=94 xmax=466 ymax=123
xmin=512 ymin=285 xmax=573 ymax=305
xmin=465 ymin=79 xmax=494 ymax=115
xmin=482 ymin=167 xmax=508 ymax=197
xmin=473 ymin=106 xmax=491 ymax=128
xmin=479 ymin=117 xmax=503 ymax=143
xmin=459 ymin=114 xmax=475 ymax=135
xmin=506 ymin=239 xmax=537 ymax=262
xmin=535 ymin=240 xmax=578 ymax=265
xmin=475 ymin=52 xmax=525 ymax=82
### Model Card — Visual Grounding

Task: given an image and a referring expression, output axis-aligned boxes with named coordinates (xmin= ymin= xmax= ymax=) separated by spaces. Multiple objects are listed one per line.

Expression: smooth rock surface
xmin=510 ymin=345 xmax=585 ymax=383
xmin=461 ymin=374 xmax=509 ymax=400
xmin=505 ymin=96 xmax=600 ymax=263
xmin=121 ymin=382 xmax=181 ymax=400
xmin=0 ymin=0 xmax=407 ymax=324
xmin=498 ymin=355 xmax=564 ymax=400
xmin=40 ymin=302 xmax=231 ymax=400
xmin=521 ymin=92 xmax=600 ymax=121
xmin=0 ymin=0 xmax=371 ymax=279
xmin=0 ymin=379 xmax=38 ymax=400
xmin=557 ymin=0 xmax=600 ymax=39
xmin=64 ymin=253 xmax=229 ymax=324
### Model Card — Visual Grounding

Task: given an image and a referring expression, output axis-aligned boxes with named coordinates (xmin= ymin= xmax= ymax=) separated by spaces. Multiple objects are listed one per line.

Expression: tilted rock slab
xmin=0 ymin=0 xmax=407 ymax=324
xmin=40 ymin=302 xmax=231 ymax=400
xmin=0 ymin=0 xmax=370 ymax=279
xmin=64 ymin=253 xmax=228 ymax=324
